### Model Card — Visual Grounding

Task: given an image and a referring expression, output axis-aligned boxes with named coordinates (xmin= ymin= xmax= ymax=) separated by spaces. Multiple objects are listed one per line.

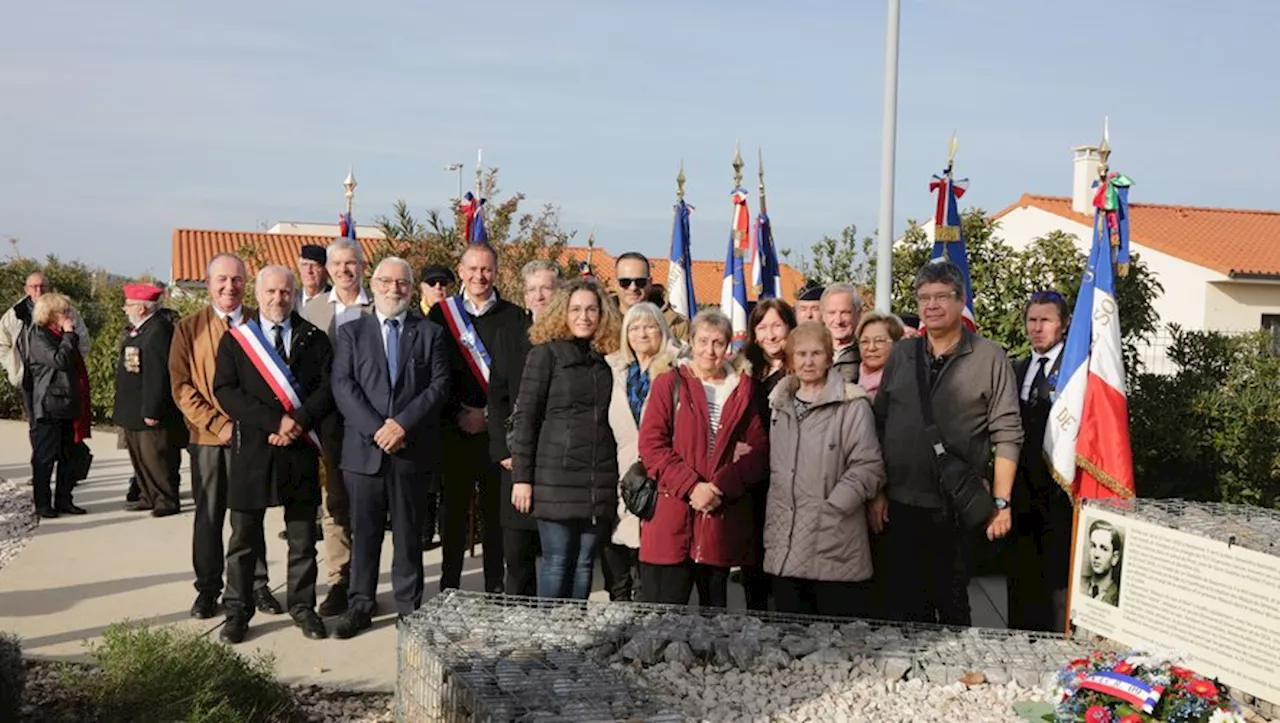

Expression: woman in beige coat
xmin=602 ymin=302 xmax=681 ymax=601
xmin=764 ymin=322 xmax=886 ymax=618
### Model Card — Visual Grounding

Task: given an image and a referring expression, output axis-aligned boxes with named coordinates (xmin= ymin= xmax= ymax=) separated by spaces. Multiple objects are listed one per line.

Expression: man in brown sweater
xmin=870 ymin=261 xmax=1022 ymax=627
xmin=170 ymin=253 xmax=281 ymax=620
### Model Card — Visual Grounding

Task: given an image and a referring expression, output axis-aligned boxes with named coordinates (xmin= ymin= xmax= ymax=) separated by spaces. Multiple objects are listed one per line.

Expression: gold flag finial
xmin=1098 ymin=117 xmax=1112 ymax=176
xmin=343 ymin=166 xmax=357 ymax=214
xmin=732 ymin=140 xmax=744 ymax=190
xmin=475 ymin=149 xmax=484 ymax=198
xmin=757 ymin=147 xmax=768 ymax=215
xmin=676 ymin=160 xmax=686 ymax=201
xmin=947 ymin=132 xmax=959 ymax=170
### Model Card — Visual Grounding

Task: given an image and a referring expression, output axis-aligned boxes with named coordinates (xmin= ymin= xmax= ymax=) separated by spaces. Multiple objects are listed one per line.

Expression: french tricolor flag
xmin=720 ymin=187 xmax=750 ymax=353
xmin=1044 ymin=179 xmax=1135 ymax=499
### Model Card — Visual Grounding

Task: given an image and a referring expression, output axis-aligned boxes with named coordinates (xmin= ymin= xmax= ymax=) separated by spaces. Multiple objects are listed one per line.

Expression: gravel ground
xmin=18 ymin=660 xmax=396 ymax=722
xmin=0 ymin=475 xmax=37 ymax=573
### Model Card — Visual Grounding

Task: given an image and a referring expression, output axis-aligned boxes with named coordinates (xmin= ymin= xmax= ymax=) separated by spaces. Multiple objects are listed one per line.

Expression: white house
xmin=915 ymin=146 xmax=1280 ymax=370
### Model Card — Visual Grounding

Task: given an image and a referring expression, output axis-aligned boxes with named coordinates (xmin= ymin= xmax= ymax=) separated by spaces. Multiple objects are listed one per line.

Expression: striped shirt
xmin=702 ymin=378 xmax=733 ymax=454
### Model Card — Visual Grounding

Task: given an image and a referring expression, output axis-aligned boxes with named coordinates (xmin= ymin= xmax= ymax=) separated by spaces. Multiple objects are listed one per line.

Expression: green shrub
xmin=1130 ymin=326 xmax=1280 ymax=508
xmin=0 ymin=632 xmax=23 ymax=721
xmin=62 ymin=622 xmax=298 ymax=723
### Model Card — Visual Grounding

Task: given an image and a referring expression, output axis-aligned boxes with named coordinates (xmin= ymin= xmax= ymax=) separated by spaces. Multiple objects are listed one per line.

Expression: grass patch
xmin=60 ymin=622 xmax=299 ymax=723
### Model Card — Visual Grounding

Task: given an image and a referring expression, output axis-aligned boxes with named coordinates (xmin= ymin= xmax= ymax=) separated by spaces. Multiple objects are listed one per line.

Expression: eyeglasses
xmin=858 ymin=337 xmax=893 ymax=348
xmin=618 ymin=278 xmax=649 ymax=290
xmin=916 ymin=292 xmax=958 ymax=305
xmin=422 ymin=279 xmax=450 ymax=289
xmin=374 ymin=277 xmax=412 ymax=289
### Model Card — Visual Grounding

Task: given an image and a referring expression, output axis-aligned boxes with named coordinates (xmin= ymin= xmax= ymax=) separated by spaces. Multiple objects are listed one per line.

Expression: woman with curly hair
xmin=509 ymin=278 xmax=622 ymax=599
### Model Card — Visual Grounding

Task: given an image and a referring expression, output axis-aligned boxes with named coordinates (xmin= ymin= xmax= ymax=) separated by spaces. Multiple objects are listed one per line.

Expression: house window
xmin=1264 ymin=314 xmax=1280 ymax=356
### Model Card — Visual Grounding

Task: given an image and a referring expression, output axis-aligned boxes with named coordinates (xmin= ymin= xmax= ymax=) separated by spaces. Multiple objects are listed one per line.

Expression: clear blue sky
xmin=1 ymin=0 xmax=1275 ymax=279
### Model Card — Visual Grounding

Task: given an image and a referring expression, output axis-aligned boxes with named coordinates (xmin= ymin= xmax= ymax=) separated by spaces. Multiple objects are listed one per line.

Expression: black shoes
xmin=220 ymin=615 xmax=249 ymax=644
xmin=253 ymin=588 xmax=284 ymax=615
xmin=191 ymin=593 xmax=219 ymax=619
xmin=292 ymin=609 xmax=328 ymax=639
xmin=150 ymin=507 xmax=180 ymax=518
xmin=55 ymin=502 xmax=87 ymax=515
xmin=123 ymin=501 xmax=152 ymax=512
xmin=332 ymin=610 xmax=372 ymax=640
xmin=318 ymin=583 xmax=348 ymax=617
xmin=125 ymin=478 xmax=140 ymax=503
xmin=36 ymin=506 xmax=57 ymax=519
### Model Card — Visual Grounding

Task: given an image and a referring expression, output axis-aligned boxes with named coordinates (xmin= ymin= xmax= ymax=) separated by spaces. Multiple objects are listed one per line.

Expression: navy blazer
xmin=332 ymin=311 xmax=451 ymax=476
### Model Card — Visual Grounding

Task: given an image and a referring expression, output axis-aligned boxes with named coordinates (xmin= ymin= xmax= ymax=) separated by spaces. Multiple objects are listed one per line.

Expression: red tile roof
xmin=992 ymin=194 xmax=1280 ymax=278
xmin=170 ymin=229 xmax=806 ymax=302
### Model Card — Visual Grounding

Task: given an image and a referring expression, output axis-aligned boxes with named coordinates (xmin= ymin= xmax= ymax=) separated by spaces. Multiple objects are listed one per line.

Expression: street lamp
xmin=443 ymin=163 xmax=463 ymax=201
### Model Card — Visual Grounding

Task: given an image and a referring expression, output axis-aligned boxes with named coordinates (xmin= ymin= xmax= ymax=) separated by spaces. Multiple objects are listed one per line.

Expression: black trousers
xmin=1007 ymin=492 xmax=1074 ymax=632
xmin=347 ymin=466 xmax=428 ymax=616
xmin=439 ymin=429 xmax=503 ymax=591
xmin=741 ymin=482 xmax=772 ymax=611
xmin=31 ymin=419 xmax=73 ymax=510
xmin=190 ymin=444 xmax=268 ymax=597
xmin=772 ymin=577 xmax=873 ymax=619
xmin=640 ymin=561 xmax=729 ymax=607
xmin=503 ymin=526 xmax=540 ymax=597
xmin=882 ymin=501 xmax=972 ymax=626
xmin=225 ymin=504 xmax=318 ymax=618
xmin=122 ymin=427 xmax=181 ymax=512
xmin=600 ymin=543 xmax=641 ymax=602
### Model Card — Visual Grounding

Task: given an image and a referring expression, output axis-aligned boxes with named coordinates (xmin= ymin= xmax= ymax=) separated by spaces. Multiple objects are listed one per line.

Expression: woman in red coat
xmin=637 ymin=310 xmax=769 ymax=607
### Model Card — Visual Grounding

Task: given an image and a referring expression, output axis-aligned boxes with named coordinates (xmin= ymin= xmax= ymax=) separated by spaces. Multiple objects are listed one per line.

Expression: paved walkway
xmin=0 ymin=420 xmax=1007 ymax=692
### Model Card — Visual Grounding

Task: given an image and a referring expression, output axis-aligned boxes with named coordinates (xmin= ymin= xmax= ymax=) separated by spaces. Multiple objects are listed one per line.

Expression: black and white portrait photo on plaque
xmin=1080 ymin=517 xmax=1124 ymax=606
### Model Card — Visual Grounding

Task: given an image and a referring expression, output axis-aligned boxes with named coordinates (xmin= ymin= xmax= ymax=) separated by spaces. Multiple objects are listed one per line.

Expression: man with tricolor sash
xmin=426 ymin=243 xmax=528 ymax=593
xmin=213 ymin=265 xmax=333 ymax=643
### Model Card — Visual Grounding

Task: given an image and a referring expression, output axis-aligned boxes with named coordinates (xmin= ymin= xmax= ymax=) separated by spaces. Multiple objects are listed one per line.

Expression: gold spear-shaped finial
xmin=947 ymin=131 xmax=959 ymax=172
xmin=475 ymin=149 xmax=484 ymax=198
xmin=732 ymin=141 xmax=744 ymax=190
xmin=757 ymin=147 xmax=768 ymax=215
xmin=676 ymin=160 xmax=686 ymax=202
xmin=343 ymin=166 xmax=357 ymax=215
xmin=1098 ymin=116 xmax=1112 ymax=178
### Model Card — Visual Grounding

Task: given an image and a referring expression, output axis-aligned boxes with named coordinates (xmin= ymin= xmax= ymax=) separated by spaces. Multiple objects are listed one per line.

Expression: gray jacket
xmin=872 ymin=330 xmax=1023 ymax=509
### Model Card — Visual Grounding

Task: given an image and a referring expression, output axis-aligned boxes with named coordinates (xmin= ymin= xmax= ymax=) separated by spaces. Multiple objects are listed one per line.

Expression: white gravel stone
xmin=0 ymin=475 xmax=37 ymax=573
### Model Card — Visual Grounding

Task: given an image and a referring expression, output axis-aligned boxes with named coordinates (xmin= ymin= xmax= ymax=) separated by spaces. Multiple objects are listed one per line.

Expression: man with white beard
xmin=114 ymin=283 xmax=185 ymax=516
xmin=330 ymin=257 xmax=450 ymax=638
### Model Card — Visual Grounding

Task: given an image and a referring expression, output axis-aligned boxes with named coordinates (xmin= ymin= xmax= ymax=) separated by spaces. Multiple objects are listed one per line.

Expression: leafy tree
xmin=792 ymin=225 xmax=875 ymax=288
xmin=374 ymin=168 xmax=576 ymax=302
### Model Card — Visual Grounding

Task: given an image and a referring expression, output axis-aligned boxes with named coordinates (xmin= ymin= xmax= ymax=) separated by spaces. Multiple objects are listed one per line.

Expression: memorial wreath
xmin=1024 ymin=649 xmax=1247 ymax=723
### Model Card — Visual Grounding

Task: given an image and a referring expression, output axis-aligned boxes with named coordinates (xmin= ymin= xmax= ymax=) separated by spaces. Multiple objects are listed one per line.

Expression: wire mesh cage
xmin=396 ymin=591 xmax=1107 ymax=722
xmin=1084 ymin=498 xmax=1280 ymax=556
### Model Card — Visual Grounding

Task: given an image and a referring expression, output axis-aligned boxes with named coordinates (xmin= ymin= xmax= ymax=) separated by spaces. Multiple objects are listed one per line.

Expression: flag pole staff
xmin=676 ymin=159 xmax=686 ymax=202
xmin=1062 ymin=117 xmax=1112 ymax=640
xmin=757 ymin=147 xmax=768 ymax=217
xmin=939 ymin=133 xmax=958 ymax=262
xmin=344 ymin=167 xmax=357 ymax=216
xmin=873 ymin=0 xmax=902 ymax=313
xmin=732 ymin=141 xmax=745 ymax=259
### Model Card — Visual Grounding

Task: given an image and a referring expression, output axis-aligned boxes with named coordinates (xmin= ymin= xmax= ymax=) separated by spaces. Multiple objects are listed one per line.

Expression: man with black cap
xmin=419 ymin=265 xmax=455 ymax=316
xmin=794 ymin=283 xmax=824 ymax=324
xmin=297 ymin=245 xmax=332 ymax=310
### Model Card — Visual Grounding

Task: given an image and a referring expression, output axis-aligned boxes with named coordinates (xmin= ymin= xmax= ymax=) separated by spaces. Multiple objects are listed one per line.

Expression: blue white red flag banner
xmin=667 ymin=199 xmax=697 ymax=319
xmin=1044 ymin=176 xmax=1135 ymax=499
xmin=459 ymin=192 xmax=488 ymax=243
xmin=928 ymin=173 xmax=976 ymax=330
xmin=226 ymin=320 xmax=322 ymax=454
xmin=440 ymin=295 xmax=491 ymax=390
xmin=339 ymin=212 xmax=357 ymax=240
xmin=1072 ymin=672 xmax=1163 ymax=714
xmin=720 ymin=188 xmax=750 ymax=352
xmin=750 ymin=209 xmax=782 ymax=300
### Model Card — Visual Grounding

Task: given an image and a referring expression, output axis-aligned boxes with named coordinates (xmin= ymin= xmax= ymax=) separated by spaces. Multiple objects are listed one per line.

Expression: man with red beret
xmin=114 ymin=283 xmax=185 ymax=516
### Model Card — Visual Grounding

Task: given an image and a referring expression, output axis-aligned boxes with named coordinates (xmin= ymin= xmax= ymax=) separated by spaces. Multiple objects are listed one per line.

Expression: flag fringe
xmin=1043 ymin=452 xmax=1078 ymax=501
xmin=1074 ymin=455 xmax=1135 ymax=500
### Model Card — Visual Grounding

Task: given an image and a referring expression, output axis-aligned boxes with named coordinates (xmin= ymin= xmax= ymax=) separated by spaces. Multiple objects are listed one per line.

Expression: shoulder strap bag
xmin=913 ymin=337 xmax=995 ymax=530
xmin=619 ymin=370 xmax=681 ymax=521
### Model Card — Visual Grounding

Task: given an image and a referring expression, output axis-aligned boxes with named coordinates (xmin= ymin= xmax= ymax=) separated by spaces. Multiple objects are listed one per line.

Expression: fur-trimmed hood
xmin=768 ymin=369 xmax=867 ymax=412
xmin=605 ymin=341 xmax=681 ymax=378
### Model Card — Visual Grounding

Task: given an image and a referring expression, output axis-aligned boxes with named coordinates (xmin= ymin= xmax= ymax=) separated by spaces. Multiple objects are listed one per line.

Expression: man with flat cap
xmin=419 ymin=264 xmax=455 ymax=316
xmin=794 ymin=283 xmax=824 ymax=324
xmin=114 ymin=283 xmax=185 ymax=516
xmin=298 ymin=244 xmax=332 ymax=310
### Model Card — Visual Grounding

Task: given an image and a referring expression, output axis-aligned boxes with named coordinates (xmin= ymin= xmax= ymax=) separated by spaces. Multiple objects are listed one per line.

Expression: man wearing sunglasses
xmin=613 ymin=253 xmax=690 ymax=340
xmin=1008 ymin=289 xmax=1072 ymax=632
xmin=418 ymin=265 xmax=455 ymax=316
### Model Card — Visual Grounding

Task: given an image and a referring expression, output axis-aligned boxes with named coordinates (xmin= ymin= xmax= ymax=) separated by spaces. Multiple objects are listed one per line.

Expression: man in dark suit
xmin=1007 ymin=290 xmax=1073 ymax=632
xmin=331 ymin=256 xmax=450 ymax=639
xmin=212 ymin=266 xmax=333 ymax=643
xmin=113 ymin=283 xmax=184 ymax=517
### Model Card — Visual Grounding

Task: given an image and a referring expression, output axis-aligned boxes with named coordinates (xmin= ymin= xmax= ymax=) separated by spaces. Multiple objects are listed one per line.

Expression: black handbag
xmin=913 ymin=338 xmax=995 ymax=530
xmin=619 ymin=372 xmax=681 ymax=520
xmin=66 ymin=441 xmax=94 ymax=484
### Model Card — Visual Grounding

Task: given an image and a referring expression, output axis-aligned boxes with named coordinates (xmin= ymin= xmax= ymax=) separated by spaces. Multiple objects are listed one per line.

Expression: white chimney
xmin=1072 ymin=145 xmax=1100 ymax=216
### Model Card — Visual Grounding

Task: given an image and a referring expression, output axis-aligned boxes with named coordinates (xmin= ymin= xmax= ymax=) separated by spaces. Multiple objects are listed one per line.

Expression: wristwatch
xmin=994 ymin=497 xmax=1010 ymax=510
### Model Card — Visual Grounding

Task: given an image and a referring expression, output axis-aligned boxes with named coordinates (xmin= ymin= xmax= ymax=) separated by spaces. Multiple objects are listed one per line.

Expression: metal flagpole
xmin=874 ymin=0 xmax=901 ymax=312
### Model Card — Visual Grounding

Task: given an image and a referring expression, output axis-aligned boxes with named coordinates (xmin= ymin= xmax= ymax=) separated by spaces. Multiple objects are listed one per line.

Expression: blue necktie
xmin=385 ymin=318 xmax=400 ymax=393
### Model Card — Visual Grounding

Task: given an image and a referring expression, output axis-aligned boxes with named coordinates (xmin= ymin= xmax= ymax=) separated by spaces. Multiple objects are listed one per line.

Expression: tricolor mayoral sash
xmin=226 ymin=320 xmax=322 ymax=454
xmin=440 ymin=295 xmax=491 ymax=391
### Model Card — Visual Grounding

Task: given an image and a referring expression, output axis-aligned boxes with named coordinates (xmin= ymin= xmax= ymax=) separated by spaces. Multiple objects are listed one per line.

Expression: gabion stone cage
xmin=397 ymin=591 xmax=1105 ymax=722
xmin=1085 ymin=498 xmax=1280 ymax=556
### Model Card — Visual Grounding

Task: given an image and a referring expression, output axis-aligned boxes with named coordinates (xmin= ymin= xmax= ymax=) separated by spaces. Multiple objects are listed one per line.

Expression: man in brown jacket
xmin=170 ymin=253 xmax=281 ymax=620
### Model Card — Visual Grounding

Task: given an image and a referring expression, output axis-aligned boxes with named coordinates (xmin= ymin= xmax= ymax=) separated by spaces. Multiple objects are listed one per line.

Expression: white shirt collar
xmin=261 ymin=314 xmax=291 ymax=332
xmin=462 ymin=290 xmax=497 ymax=317
xmin=214 ymin=305 xmax=243 ymax=324
xmin=328 ymin=287 xmax=370 ymax=306
xmin=1032 ymin=341 xmax=1064 ymax=368
xmin=376 ymin=310 xmax=407 ymax=327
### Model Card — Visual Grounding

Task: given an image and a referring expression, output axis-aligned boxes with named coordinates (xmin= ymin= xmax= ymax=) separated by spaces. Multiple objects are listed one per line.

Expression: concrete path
xmin=0 ymin=420 xmax=1007 ymax=692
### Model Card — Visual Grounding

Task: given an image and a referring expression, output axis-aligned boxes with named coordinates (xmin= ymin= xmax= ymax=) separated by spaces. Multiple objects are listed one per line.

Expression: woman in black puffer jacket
xmin=509 ymin=278 xmax=621 ymax=599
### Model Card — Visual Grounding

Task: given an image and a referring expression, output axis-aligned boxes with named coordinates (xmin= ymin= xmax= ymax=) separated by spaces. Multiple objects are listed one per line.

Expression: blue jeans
xmin=537 ymin=519 xmax=605 ymax=600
